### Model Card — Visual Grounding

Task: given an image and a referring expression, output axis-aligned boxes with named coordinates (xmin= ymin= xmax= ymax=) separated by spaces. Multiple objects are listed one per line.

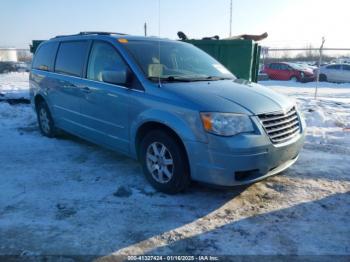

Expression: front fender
xmin=129 ymin=108 xmax=207 ymax=158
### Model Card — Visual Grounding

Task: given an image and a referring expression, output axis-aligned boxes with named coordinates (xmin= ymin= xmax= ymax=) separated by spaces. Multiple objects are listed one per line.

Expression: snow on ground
xmin=0 ymin=72 xmax=29 ymax=100
xmin=0 ymin=74 xmax=349 ymax=259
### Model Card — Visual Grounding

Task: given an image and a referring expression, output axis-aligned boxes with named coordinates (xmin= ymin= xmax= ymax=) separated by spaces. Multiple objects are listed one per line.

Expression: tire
xmin=140 ymin=130 xmax=190 ymax=194
xmin=319 ymin=74 xmax=327 ymax=82
xmin=290 ymin=76 xmax=298 ymax=82
xmin=36 ymin=100 xmax=56 ymax=138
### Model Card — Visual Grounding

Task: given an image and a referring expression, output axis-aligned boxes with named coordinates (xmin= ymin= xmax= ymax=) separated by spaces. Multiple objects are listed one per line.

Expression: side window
xmin=87 ymin=41 xmax=128 ymax=84
xmin=280 ymin=64 xmax=288 ymax=70
xmin=342 ymin=65 xmax=350 ymax=71
xmin=55 ymin=41 xmax=89 ymax=77
xmin=269 ymin=63 xmax=276 ymax=69
xmin=327 ymin=65 xmax=341 ymax=70
xmin=32 ymin=42 xmax=58 ymax=71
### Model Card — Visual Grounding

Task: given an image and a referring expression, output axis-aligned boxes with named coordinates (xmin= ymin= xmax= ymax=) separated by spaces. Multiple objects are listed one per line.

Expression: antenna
xmin=229 ymin=0 xmax=233 ymax=37
xmin=158 ymin=0 xmax=162 ymax=88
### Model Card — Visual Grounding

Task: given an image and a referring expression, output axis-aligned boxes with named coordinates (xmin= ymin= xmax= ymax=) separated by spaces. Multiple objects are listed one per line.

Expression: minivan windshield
xmin=123 ymin=40 xmax=235 ymax=82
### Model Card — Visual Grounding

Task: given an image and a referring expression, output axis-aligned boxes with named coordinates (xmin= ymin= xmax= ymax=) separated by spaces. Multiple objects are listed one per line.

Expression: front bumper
xmin=184 ymin=119 xmax=305 ymax=186
xmin=300 ymin=75 xmax=315 ymax=83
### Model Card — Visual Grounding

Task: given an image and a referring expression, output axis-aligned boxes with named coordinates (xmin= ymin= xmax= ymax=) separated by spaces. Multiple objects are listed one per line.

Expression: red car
xmin=263 ymin=62 xmax=315 ymax=82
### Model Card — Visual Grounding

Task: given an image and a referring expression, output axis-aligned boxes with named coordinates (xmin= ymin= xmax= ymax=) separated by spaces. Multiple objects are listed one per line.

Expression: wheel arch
xmin=34 ymin=94 xmax=46 ymax=111
xmin=134 ymin=121 xmax=189 ymax=164
xmin=319 ymin=73 xmax=327 ymax=81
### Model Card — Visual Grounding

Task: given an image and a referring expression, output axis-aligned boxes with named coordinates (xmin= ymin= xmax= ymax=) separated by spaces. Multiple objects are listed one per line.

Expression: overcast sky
xmin=1 ymin=0 xmax=348 ymax=49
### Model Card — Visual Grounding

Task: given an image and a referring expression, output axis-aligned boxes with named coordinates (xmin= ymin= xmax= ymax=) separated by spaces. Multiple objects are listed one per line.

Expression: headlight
xmin=200 ymin=112 xmax=254 ymax=136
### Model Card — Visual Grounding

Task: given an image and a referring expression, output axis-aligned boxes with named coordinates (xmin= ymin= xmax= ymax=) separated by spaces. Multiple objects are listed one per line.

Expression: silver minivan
xmin=30 ymin=32 xmax=305 ymax=193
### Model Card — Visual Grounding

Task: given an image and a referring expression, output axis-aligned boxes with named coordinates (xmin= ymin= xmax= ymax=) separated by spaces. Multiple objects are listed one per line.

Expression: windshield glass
xmin=288 ymin=63 xmax=306 ymax=70
xmin=123 ymin=40 xmax=235 ymax=82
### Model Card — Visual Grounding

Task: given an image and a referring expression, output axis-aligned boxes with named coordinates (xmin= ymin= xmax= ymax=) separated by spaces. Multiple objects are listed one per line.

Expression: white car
xmin=319 ymin=63 xmax=350 ymax=83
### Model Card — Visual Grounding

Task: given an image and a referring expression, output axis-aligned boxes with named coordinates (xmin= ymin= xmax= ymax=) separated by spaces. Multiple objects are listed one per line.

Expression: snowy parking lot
xmin=0 ymin=73 xmax=349 ymax=259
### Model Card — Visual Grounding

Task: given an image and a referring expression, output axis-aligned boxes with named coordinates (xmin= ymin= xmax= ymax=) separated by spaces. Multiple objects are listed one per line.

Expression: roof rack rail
xmin=53 ymin=31 xmax=128 ymax=39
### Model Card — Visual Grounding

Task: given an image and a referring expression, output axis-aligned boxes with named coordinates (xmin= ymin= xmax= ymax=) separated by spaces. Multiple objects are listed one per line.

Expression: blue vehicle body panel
xmin=30 ymin=34 xmax=305 ymax=187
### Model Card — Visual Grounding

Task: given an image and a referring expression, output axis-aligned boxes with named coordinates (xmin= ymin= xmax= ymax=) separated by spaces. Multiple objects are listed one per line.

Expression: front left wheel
xmin=140 ymin=130 xmax=190 ymax=194
xmin=36 ymin=100 xmax=56 ymax=138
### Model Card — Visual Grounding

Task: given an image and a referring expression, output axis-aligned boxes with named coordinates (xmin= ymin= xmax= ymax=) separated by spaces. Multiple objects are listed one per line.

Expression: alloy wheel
xmin=39 ymin=108 xmax=50 ymax=134
xmin=146 ymin=142 xmax=174 ymax=183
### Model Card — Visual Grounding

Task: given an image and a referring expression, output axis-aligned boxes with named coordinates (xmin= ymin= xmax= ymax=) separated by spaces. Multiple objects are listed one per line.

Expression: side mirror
xmin=102 ymin=69 xmax=130 ymax=86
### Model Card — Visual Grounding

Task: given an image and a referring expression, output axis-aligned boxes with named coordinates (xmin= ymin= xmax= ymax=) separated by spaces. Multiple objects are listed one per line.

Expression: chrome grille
xmin=258 ymin=107 xmax=300 ymax=144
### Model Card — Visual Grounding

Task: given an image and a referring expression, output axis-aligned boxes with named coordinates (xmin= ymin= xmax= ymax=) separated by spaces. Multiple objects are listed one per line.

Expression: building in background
xmin=0 ymin=48 xmax=18 ymax=62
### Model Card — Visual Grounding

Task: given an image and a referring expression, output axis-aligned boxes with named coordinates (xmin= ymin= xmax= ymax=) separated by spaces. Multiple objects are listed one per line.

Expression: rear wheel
xmin=140 ymin=130 xmax=190 ymax=194
xmin=36 ymin=100 xmax=56 ymax=138
xmin=290 ymin=76 xmax=298 ymax=82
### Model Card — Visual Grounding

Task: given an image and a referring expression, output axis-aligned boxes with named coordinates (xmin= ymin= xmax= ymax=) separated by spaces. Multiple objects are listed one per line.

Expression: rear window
xmin=32 ymin=42 xmax=59 ymax=71
xmin=55 ymin=41 xmax=89 ymax=77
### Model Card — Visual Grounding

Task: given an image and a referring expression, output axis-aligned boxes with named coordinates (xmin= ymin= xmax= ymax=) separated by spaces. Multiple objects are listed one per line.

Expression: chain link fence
xmin=259 ymin=45 xmax=350 ymax=84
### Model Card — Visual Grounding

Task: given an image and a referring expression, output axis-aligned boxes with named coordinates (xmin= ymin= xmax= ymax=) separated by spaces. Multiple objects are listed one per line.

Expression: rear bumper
xmin=184 ymin=125 xmax=305 ymax=186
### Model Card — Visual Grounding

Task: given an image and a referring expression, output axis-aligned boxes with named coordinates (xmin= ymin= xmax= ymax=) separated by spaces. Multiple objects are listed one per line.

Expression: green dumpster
xmin=184 ymin=39 xmax=260 ymax=82
xmin=30 ymin=40 xmax=45 ymax=54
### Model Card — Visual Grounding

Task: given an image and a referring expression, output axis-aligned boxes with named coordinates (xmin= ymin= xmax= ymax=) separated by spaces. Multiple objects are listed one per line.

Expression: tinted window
xmin=280 ymin=64 xmax=289 ymax=70
xmin=87 ymin=41 xmax=128 ymax=83
xmin=32 ymin=42 xmax=58 ymax=71
xmin=327 ymin=64 xmax=341 ymax=70
xmin=55 ymin=41 xmax=89 ymax=77
xmin=342 ymin=65 xmax=350 ymax=71
xmin=269 ymin=63 xmax=278 ymax=69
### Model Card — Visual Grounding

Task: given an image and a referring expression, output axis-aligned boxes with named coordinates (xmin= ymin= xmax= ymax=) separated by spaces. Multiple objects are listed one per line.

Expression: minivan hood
xmin=162 ymin=80 xmax=294 ymax=115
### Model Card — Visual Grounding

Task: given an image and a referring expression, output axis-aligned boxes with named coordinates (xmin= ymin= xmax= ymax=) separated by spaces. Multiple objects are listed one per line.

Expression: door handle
xmin=62 ymin=83 xmax=76 ymax=88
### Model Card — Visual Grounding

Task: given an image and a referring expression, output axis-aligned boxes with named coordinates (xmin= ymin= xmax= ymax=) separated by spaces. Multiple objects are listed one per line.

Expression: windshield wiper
xmin=147 ymin=76 xmax=191 ymax=82
xmin=147 ymin=76 xmax=234 ymax=83
xmin=204 ymin=76 xmax=234 ymax=81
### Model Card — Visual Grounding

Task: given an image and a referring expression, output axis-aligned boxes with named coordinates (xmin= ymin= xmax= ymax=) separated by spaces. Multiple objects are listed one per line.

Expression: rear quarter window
xmin=55 ymin=41 xmax=89 ymax=77
xmin=32 ymin=42 xmax=59 ymax=71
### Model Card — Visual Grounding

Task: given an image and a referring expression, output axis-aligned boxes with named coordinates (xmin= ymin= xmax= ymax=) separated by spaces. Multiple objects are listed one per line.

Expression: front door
xmin=78 ymin=41 xmax=131 ymax=153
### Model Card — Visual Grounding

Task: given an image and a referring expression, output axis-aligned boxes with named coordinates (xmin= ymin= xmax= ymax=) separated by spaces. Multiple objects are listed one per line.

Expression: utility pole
xmin=314 ymin=37 xmax=326 ymax=99
xmin=144 ymin=22 xmax=147 ymax=37
xmin=229 ymin=0 xmax=232 ymax=37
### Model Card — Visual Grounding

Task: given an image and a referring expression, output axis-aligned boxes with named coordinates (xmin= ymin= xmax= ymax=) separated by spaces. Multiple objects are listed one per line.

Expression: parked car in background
xmin=295 ymin=62 xmax=318 ymax=71
xmin=15 ymin=62 xmax=30 ymax=72
xmin=330 ymin=58 xmax=350 ymax=64
xmin=318 ymin=63 xmax=350 ymax=83
xmin=263 ymin=62 xmax=315 ymax=82
xmin=30 ymin=32 xmax=305 ymax=193
xmin=0 ymin=61 xmax=16 ymax=74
